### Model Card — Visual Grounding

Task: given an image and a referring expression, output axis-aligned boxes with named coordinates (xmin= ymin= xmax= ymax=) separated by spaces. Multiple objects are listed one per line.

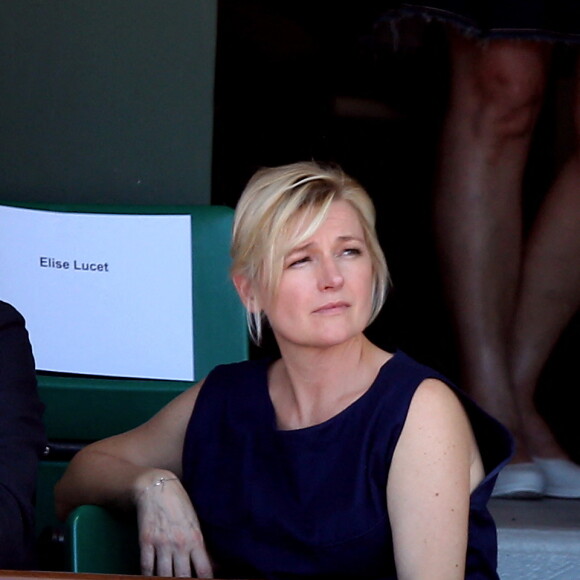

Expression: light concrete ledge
xmin=490 ymin=499 xmax=580 ymax=579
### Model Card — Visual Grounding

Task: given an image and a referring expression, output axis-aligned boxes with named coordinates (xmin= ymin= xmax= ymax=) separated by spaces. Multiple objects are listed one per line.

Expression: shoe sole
xmin=492 ymin=487 xmax=544 ymax=499
xmin=545 ymin=486 xmax=580 ymax=499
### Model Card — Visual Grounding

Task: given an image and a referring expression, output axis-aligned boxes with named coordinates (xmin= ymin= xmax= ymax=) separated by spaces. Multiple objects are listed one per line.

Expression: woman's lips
xmin=313 ymin=301 xmax=350 ymax=314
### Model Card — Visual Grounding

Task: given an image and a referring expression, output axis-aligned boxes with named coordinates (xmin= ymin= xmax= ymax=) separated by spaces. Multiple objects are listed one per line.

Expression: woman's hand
xmin=135 ymin=472 xmax=213 ymax=578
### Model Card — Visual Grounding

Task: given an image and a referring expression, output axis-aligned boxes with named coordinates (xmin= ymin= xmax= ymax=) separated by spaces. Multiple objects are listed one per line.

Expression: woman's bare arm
xmin=54 ymin=379 xmax=213 ymax=577
xmin=55 ymin=380 xmax=203 ymax=519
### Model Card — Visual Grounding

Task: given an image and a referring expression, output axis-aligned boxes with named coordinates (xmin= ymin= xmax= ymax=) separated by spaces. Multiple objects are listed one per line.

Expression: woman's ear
xmin=232 ymin=273 xmax=260 ymax=313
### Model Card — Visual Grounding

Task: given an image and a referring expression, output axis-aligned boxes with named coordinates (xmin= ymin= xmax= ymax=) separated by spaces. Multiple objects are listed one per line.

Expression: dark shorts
xmin=378 ymin=1 xmax=580 ymax=43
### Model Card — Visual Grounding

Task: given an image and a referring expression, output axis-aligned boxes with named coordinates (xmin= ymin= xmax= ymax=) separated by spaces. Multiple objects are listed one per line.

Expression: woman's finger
xmin=155 ymin=549 xmax=175 ymax=577
xmin=140 ymin=542 xmax=155 ymax=577
xmin=172 ymin=552 xmax=193 ymax=578
xmin=191 ymin=545 xmax=214 ymax=579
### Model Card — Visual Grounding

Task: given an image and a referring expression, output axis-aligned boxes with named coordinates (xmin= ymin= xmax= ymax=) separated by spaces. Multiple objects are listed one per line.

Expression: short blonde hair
xmin=231 ymin=161 xmax=390 ymax=343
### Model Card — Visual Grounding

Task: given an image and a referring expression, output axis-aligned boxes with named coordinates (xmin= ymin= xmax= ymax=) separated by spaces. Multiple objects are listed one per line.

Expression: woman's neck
xmin=269 ymin=335 xmax=392 ymax=430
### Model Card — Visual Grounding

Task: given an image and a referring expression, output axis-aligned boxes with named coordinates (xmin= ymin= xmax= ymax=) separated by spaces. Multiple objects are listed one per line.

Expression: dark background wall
xmin=0 ymin=0 xmax=216 ymax=205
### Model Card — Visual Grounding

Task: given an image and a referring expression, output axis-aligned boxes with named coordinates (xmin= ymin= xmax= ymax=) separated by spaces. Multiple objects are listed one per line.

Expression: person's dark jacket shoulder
xmin=0 ymin=300 xmax=46 ymax=569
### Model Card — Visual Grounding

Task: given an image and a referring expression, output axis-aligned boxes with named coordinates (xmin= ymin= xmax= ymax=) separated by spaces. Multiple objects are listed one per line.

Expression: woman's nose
xmin=318 ymin=257 xmax=344 ymax=291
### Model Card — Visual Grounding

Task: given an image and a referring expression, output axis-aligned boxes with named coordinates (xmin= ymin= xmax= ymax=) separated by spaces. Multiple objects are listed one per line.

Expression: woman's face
xmin=257 ymin=200 xmax=374 ymax=352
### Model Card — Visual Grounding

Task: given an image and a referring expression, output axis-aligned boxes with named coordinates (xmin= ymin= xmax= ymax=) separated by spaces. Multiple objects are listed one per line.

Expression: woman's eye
xmin=287 ymin=256 xmax=310 ymax=268
xmin=342 ymin=247 xmax=362 ymax=257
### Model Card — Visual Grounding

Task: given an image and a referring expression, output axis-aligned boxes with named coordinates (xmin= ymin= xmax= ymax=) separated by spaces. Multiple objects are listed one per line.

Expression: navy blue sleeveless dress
xmin=182 ymin=350 xmax=513 ymax=579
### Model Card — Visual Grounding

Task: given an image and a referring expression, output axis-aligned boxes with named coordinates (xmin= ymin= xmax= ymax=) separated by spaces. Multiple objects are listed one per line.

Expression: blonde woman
xmin=56 ymin=161 xmax=512 ymax=579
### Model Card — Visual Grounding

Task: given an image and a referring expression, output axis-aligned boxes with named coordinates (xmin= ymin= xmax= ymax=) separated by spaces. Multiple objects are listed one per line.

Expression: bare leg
xmin=511 ymin=59 xmax=580 ymax=459
xmin=434 ymin=32 xmax=551 ymax=461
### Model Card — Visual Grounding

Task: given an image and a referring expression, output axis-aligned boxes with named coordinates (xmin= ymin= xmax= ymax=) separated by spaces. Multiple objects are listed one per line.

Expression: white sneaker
xmin=534 ymin=458 xmax=580 ymax=499
xmin=492 ymin=462 xmax=546 ymax=499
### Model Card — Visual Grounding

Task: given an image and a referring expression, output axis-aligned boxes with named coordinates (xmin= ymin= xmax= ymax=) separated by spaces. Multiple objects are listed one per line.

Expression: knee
xmin=475 ymin=62 xmax=546 ymax=139
xmin=447 ymin=36 xmax=551 ymax=148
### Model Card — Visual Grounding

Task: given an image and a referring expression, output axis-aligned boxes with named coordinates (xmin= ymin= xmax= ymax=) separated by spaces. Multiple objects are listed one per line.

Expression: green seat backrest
xmin=36 ymin=460 xmax=68 ymax=537
xmin=66 ymin=505 xmax=140 ymax=574
xmin=6 ymin=202 xmax=248 ymax=441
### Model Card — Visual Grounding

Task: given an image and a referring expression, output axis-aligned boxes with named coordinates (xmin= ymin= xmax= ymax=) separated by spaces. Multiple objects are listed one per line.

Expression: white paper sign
xmin=0 ymin=205 xmax=194 ymax=381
